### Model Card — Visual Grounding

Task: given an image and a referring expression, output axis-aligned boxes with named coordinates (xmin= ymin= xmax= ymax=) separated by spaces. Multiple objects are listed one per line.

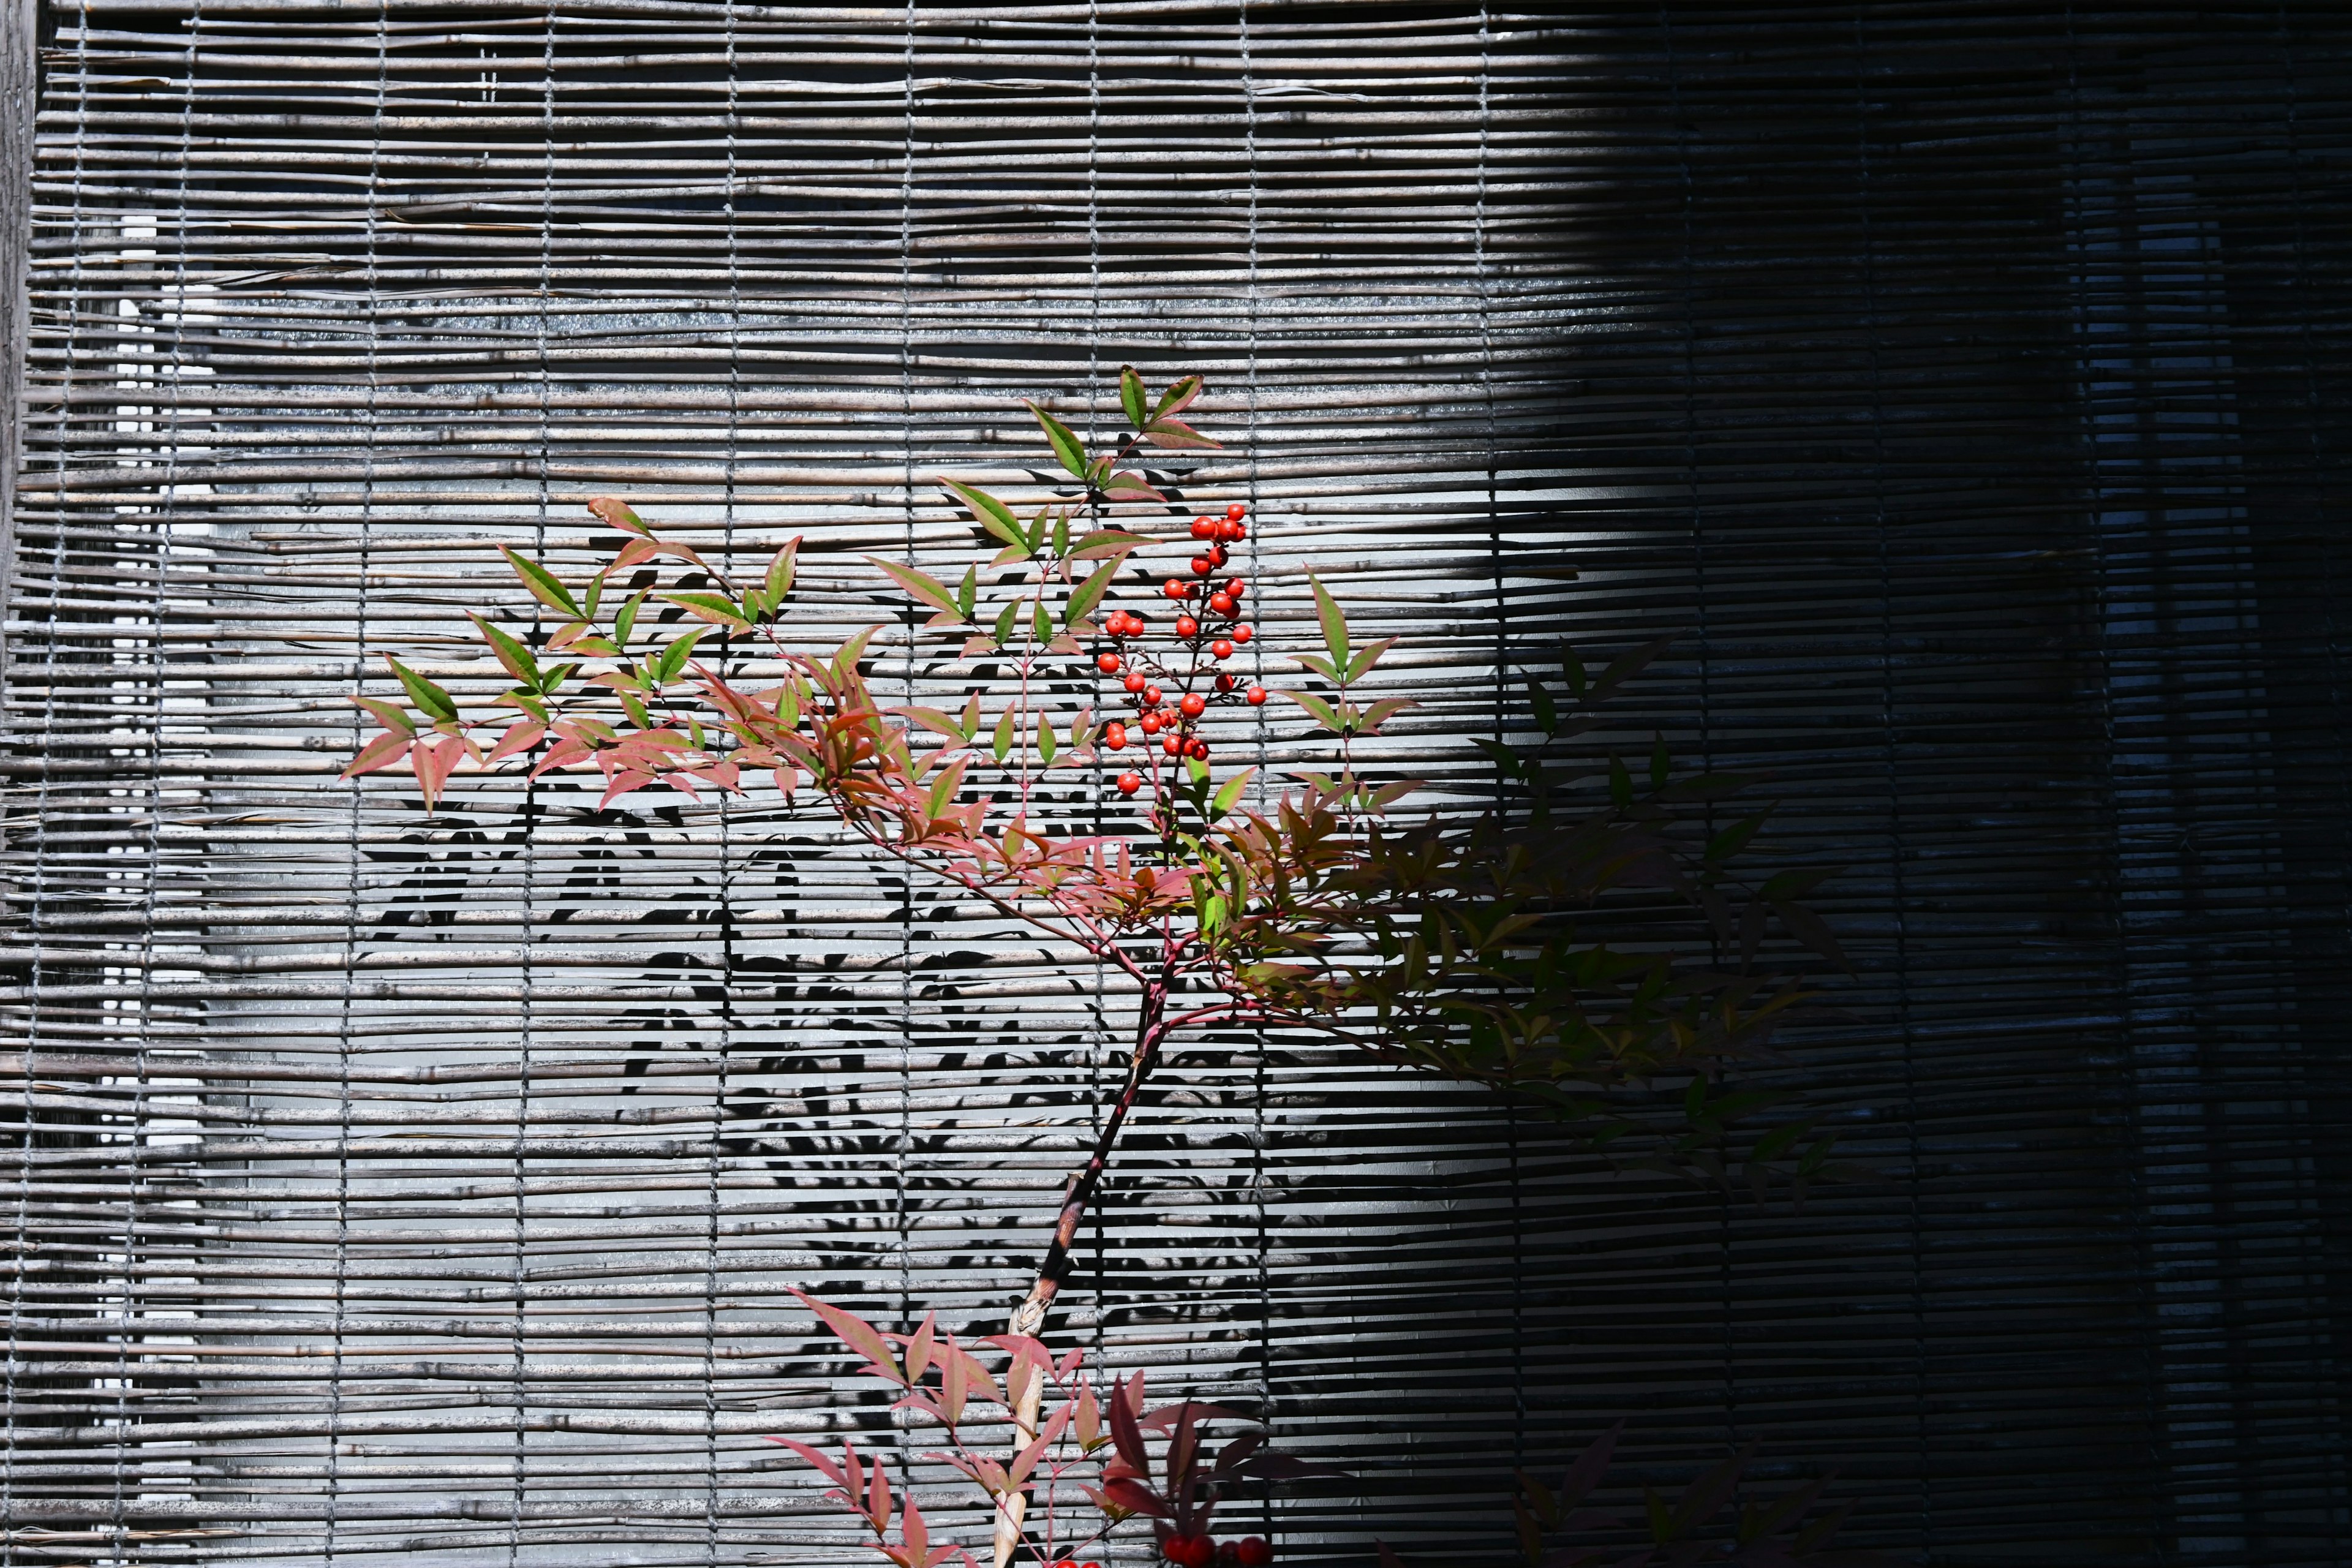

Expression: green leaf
xmin=992 ymin=705 xmax=1016 ymax=763
xmin=1472 ymin=737 xmax=1525 ymax=778
xmin=469 ymin=615 xmax=541 ymax=686
xmin=993 ymin=598 xmax=1020 ymax=649
xmin=1306 ymin=570 xmax=1349 ymax=669
xmin=938 ymin=478 xmax=1025 ymax=551
xmin=1212 ymin=767 xmax=1257 ymax=819
xmin=663 ymin=592 xmax=752 ymax=632
xmin=385 ymin=656 xmax=459 ymax=725
xmin=1562 ymin=646 xmax=1587 ymax=698
xmin=612 ymin=588 xmax=647 ymax=647
xmin=1290 ymin=652 xmax=1342 ymax=684
xmin=1038 ymin=717 xmax=1057 ymax=766
xmin=1025 ymin=509 xmax=1051 ymax=553
xmin=1031 ymin=601 xmax=1052 ymax=645
xmin=1119 ymin=365 xmax=1148 ymax=429
xmin=926 ymin=756 xmax=967 ymax=819
xmin=1027 ymin=401 xmax=1088 ymax=479
xmin=1528 ymin=679 xmax=1556 ymax=734
xmin=587 ymin=497 xmax=650 ymax=536
xmin=956 ymin=565 xmax=977 ymax=619
xmin=1150 ymin=374 xmax=1202 ymax=421
xmin=1357 ymin=696 xmax=1416 ymax=736
xmin=1052 ymin=511 xmax=1070 ymax=559
xmin=1608 ymin=753 xmax=1633 ymax=809
xmin=1064 ymin=556 xmax=1123 ymax=627
xmin=654 ymin=629 xmax=704 ymax=684
xmin=763 ymin=538 xmax=799 ymax=606
xmin=866 ymin=555 xmax=963 ymax=620
xmin=1186 ymin=753 xmax=1210 ymax=785
xmin=500 ymin=546 xmax=581 ymax=618
xmin=350 ymin=695 xmax=413 ymax=736
xmin=1275 ymin=689 xmax=1343 ymax=733
xmin=1706 ymin=813 xmax=1767 ymax=864
xmin=1070 ymin=529 xmax=1152 ymax=560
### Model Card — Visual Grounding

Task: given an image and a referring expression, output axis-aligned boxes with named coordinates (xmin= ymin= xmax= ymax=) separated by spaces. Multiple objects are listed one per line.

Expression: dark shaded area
xmin=1335 ymin=9 xmax=2352 ymax=1567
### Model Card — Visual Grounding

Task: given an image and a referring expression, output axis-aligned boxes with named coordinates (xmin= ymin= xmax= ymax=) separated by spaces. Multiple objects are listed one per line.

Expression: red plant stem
xmin=993 ymin=971 xmax=1170 ymax=1567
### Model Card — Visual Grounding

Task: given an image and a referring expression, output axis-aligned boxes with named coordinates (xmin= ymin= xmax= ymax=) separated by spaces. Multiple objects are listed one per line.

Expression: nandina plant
xmin=343 ymin=371 xmax=1842 ymax=1563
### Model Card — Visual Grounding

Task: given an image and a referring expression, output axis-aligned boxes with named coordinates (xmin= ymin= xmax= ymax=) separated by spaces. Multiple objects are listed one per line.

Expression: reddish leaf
xmin=793 ymin=1291 xmax=904 ymax=1385
xmin=1107 ymin=1370 xmax=1150 ymax=1474
xmin=341 ymin=731 xmax=412 ymax=780
xmin=764 ymin=1436 xmax=844 ymax=1487
xmin=410 ymin=734 xmax=463 ymax=810
xmin=1559 ymin=1422 xmax=1624 ymax=1507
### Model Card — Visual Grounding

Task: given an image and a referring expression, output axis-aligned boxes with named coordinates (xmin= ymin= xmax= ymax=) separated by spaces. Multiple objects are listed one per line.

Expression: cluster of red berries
xmin=1161 ymin=1535 xmax=1273 ymax=1568
xmin=1101 ymin=503 xmax=1270 ymax=797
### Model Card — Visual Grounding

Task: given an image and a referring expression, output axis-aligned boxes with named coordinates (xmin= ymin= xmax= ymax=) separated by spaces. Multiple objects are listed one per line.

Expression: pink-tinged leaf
xmin=1142 ymin=417 xmax=1219 ymax=450
xmin=867 ymin=1449 xmax=891 ymax=1533
xmin=342 ymin=730 xmax=412 ymax=780
xmin=1355 ymin=697 xmax=1418 ymax=736
xmin=764 ymin=1436 xmax=845 ymax=1487
xmin=893 ymin=1391 xmax=948 ymax=1426
xmin=349 ymin=695 xmax=413 ymax=736
xmin=1056 ymin=1346 xmax=1084 ymax=1379
xmin=664 ymin=592 xmax=753 ymax=632
xmin=1150 ymin=374 xmax=1202 ymax=421
xmin=485 ymin=720 xmax=545 ymax=765
xmin=918 ymin=1545 xmax=965 ymax=1568
xmin=842 ymin=1441 xmax=865 ymax=1516
xmin=898 ymin=1492 xmax=928 ymax=1559
xmin=938 ymin=1335 xmax=970 ymax=1423
xmin=1305 ymin=570 xmax=1349 ymax=668
xmin=588 ymin=496 xmax=650 ymax=536
xmin=530 ymin=736 xmax=594 ymax=779
xmin=613 ymin=537 xmax=661 ymax=570
xmin=903 ymin=1313 xmax=936 ymax=1386
xmin=1074 ymin=1380 xmax=1102 ymax=1449
xmin=598 ymin=769 xmax=655 ymax=810
xmin=793 ymin=1291 xmax=904 ymax=1385
xmin=410 ymin=735 xmax=463 ymax=810
xmin=1099 ymin=471 xmax=1166 ymax=502
xmin=866 ymin=556 xmax=964 ymax=620
xmin=1069 ymin=529 xmax=1152 ymax=560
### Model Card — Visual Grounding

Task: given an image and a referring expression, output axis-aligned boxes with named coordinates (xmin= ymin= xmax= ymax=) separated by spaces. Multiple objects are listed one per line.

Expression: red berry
xmin=1180 ymin=692 xmax=1207 ymax=718
xmin=1223 ymin=578 xmax=1245 ymax=600
xmin=1140 ymin=711 xmax=1163 ymax=734
xmin=1125 ymin=671 xmax=1147 ymax=693
xmin=1226 ymin=502 xmax=1246 ymax=521
xmin=1216 ymin=671 xmax=1238 ymax=692
xmin=1207 ymin=593 xmax=1236 ymax=618
xmin=1212 ymin=638 xmax=1234 ymax=660
xmin=1207 ymin=543 xmax=1228 ymax=568
xmin=1161 ymin=1542 xmax=1188 ymax=1567
xmin=1232 ymin=624 xmax=1253 ymax=644
xmin=1237 ymin=1539 xmax=1273 ymax=1567
xmin=1189 ymin=738 xmax=1210 ymax=761
xmin=1163 ymin=578 xmax=1190 ymax=600
xmin=1104 ymin=722 xmax=1128 ymax=750
xmin=1163 ymin=734 xmax=1182 ymax=756
xmin=1097 ymin=652 xmax=1121 ymax=675
xmin=1174 ymin=615 xmax=1199 ymax=639
xmin=1218 ymin=1544 xmax=1242 ymax=1568
xmin=1223 ymin=518 xmax=1248 ymax=543
xmin=1246 ymin=685 xmax=1268 ymax=706
xmin=1191 ymin=555 xmax=1215 ymax=577
xmin=1191 ymin=517 xmax=1216 ymax=540
xmin=1143 ymin=685 xmax=1163 ymax=707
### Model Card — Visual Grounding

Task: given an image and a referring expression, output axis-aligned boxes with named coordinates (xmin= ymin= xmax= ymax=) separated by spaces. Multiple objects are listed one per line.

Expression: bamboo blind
xmin=3 ymin=4 xmax=2350 ymax=1567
